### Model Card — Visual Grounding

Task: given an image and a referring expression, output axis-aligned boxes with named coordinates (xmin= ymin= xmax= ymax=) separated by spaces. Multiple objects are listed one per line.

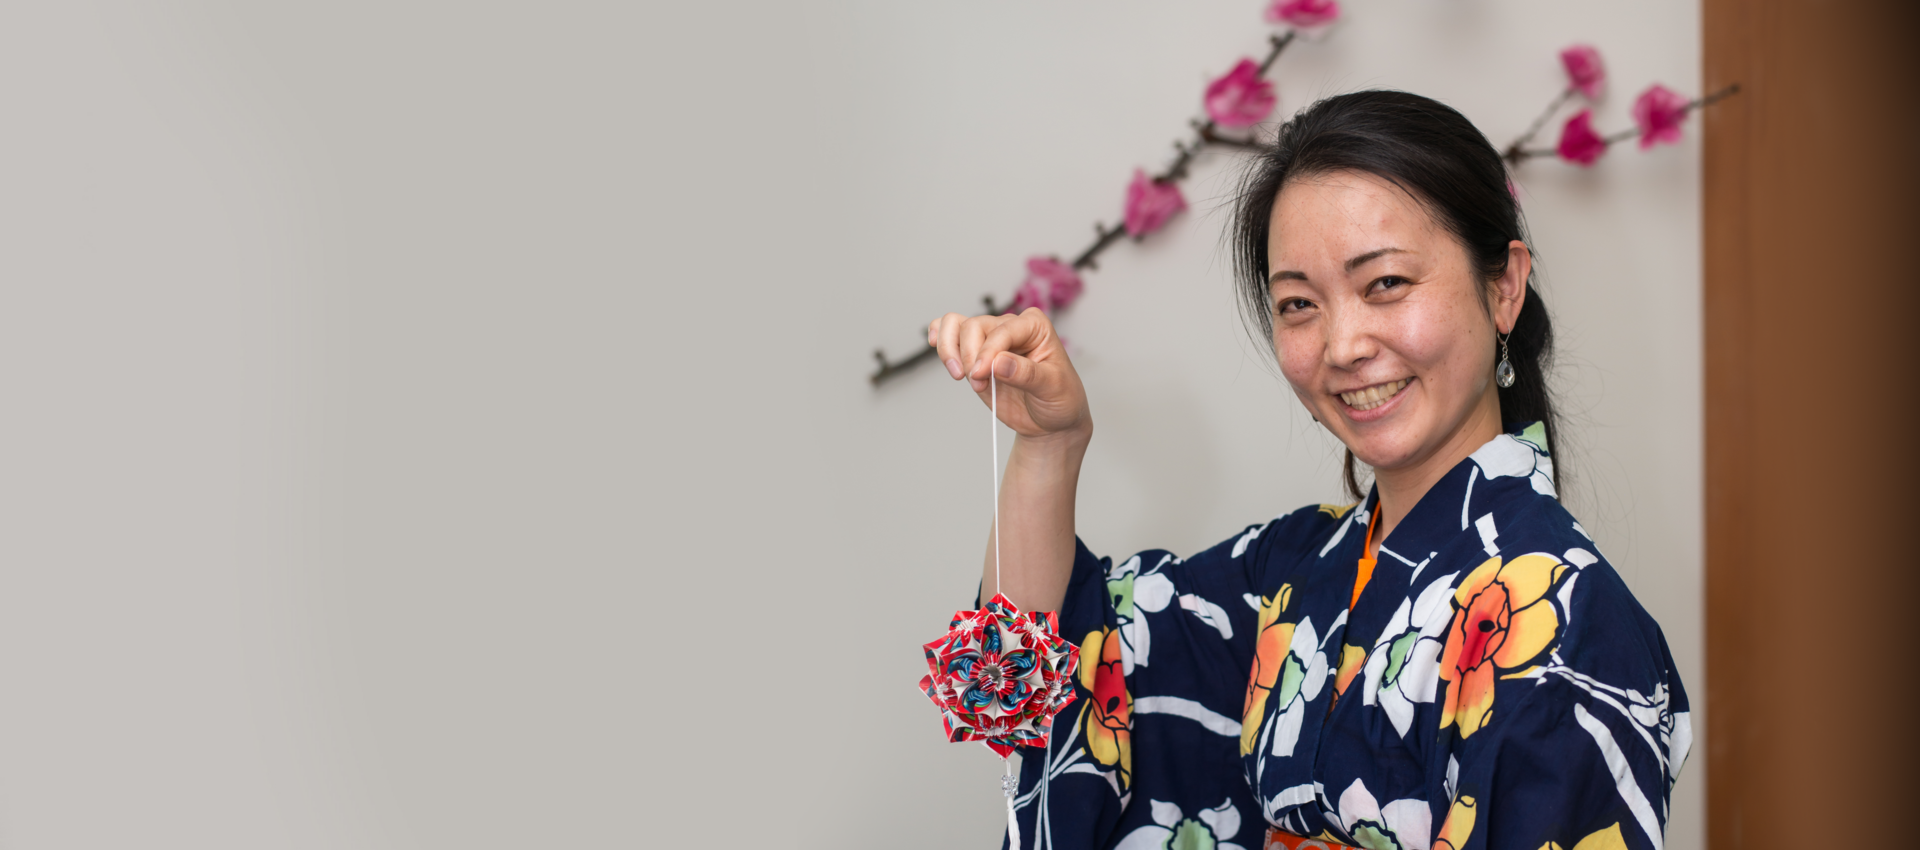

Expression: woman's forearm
xmin=983 ymin=423 xmax=1091 ymax=614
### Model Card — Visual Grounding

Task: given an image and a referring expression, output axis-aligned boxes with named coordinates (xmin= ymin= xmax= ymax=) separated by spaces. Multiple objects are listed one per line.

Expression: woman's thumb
xmin=990 ymin=350 xmax=1043 ymax=392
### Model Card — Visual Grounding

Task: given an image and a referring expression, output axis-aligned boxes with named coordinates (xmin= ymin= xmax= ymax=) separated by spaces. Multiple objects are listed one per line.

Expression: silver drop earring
xmin=1495 ymin=332 xmax=1516 ymax=388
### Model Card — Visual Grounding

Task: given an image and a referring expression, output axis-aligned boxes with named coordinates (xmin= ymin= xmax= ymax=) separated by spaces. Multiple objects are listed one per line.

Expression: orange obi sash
xmin=1264 ymin=829 xmax=1358 ymax=850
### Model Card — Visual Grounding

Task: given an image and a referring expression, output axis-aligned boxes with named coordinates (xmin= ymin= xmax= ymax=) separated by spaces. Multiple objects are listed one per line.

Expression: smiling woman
xmin=1234 ymin=91 xmax=1561 ymax=509
xmin=928 ymin=91 xmax=1687 ymax=850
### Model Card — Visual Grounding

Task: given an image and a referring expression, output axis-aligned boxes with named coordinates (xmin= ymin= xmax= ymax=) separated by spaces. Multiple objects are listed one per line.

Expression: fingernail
xmin=945 ymin=358 xmax=962 ymax=379
xmin=996 ymin=356 xmax=1015 ymax=378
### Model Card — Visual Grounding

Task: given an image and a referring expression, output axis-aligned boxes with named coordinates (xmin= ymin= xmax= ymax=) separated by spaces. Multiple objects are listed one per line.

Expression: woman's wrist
xmin=1010 ymin=421 xmax=1092 ymax=474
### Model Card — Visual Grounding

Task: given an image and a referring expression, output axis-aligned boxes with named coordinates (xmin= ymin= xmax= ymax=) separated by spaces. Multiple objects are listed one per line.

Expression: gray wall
xmin=0 ymin=1 xmax=1700 ymax=847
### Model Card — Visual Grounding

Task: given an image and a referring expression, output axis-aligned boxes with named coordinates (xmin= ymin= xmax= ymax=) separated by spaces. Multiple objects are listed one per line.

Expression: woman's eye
xmin=1276 ymin=298 xmax=1314 ymax=314
xmin=1371 ymin=276 xmax=1408 ymax=293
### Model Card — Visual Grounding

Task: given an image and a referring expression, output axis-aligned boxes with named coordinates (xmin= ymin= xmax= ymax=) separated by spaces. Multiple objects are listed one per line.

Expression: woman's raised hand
xmin=929 ymin=308 xmax=1091 ymax=442
xmin=931 ymin=307 xmax=1088 ymax=610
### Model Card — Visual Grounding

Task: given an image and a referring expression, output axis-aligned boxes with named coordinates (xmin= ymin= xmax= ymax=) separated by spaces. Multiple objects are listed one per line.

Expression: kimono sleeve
xmin=1009 ymin=510 xmax=1329 ymax=850
xmin=1439 ymin=566 xmax=1692 ymax=850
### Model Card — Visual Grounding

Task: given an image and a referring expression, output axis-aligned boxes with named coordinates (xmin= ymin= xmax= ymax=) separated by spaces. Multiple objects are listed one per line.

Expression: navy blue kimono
xmin=1008 ymin=424 xmax=1690 ymax=850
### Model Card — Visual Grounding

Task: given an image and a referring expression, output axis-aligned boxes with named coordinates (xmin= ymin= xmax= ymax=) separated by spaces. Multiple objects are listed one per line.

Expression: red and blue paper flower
xmin=920 ymin=594 xmax=1080 ymax=757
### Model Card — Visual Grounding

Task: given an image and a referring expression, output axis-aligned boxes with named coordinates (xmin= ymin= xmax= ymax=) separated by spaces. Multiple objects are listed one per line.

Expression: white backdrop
xmin=0 ymin=1 xmax=1700 ymax=847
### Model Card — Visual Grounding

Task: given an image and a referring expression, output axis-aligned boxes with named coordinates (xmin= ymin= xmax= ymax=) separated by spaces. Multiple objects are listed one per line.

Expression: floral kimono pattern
xmin=1005 ymin=423 xmax=1690 ymax=850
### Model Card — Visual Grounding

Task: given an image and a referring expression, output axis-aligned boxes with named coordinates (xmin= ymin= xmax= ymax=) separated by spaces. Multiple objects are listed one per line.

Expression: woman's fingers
xmin=971 ymin=312 xmax=1061 ymax=397
xmin=928 ymin=308 xmax=1058 ymax=389
xmin=925 ymin=308 xmax=1085 ymax=436
xmin=967 ymin=313 xmax=1038 ymax=381
xmin=986 ymin=349 xmax=1040 ymax=391
xmin=973 ymin=310 xmax=1053 ymax=376
xmin=933 ymin=313 xmax=968 ymax=380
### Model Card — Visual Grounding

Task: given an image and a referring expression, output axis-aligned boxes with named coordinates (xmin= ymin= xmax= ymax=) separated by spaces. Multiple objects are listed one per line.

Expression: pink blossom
xmin=1559 ymin=45 xmax=1606 ymax=100
xmin=1007 ymin=280 xmax=1048 ymax=314
xmin=1204 ymin=59 xmax=1278 ymax=129
xmin=1631 ymin=84 xmax=1692 ymax=149
xmin=1026 ymin=256 xmax=1083 ymax=310
xmin=1266 ymin=0 xmax=1341 ymax=32
xmin=1123 ymin=169 xmax=1187 ymax=238
xmin=1006 ymin=256 xmax=1084 ymax=314
xmin=1555 ymin=109 xmax=1608 ymax=166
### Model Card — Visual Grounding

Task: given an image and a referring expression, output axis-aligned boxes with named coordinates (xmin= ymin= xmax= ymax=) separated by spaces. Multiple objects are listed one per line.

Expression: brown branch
xmin=1198 ymin=124 xmax=1261 ymax=148
xmin=1503 ymin=87 xmax=1575 ymax=165
xmin=870 ymin=344 xmax=941 ymax=386
xmin=1258 ymin=31 xmax=1297 ymax=75
xmin=869 ymin=32 xmax=1299 ymax=386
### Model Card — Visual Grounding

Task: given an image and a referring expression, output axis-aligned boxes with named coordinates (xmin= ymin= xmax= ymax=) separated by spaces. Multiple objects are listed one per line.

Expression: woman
xmin=927 ymin=91 xmax=1689 ymax=850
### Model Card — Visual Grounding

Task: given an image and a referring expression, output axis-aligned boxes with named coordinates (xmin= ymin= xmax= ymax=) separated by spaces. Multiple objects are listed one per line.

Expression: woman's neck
xmin=1367 ymin=393 xmax=1505 ymax=556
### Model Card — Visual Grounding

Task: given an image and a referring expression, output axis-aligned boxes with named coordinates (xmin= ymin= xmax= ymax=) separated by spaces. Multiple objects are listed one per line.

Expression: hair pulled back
xmin=1230 ymin=90 xmax=1562 ymax=500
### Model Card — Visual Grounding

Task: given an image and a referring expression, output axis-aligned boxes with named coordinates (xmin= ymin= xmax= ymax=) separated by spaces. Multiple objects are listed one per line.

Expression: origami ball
xmin=920 ymin=593 xmax=1080 ymax=757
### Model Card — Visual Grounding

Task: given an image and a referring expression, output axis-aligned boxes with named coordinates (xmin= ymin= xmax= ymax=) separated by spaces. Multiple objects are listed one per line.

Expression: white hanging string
xmin=1004 ymin=755 xmax=1021 ymax=849
xmin=990 ymin=369 xmax=1001 ymax=599
xmin=989 ymin=368 xmax=1021 ymax=850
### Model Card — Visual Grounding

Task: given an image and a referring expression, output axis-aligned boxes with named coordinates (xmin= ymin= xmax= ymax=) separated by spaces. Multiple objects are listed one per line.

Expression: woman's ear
xmin=1493 ymin=240 xmax=1531 ymax=333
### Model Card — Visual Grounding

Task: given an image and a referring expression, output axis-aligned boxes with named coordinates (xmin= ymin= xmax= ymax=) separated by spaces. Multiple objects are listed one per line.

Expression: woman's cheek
xmin=1274 ymin=331 xmax=1321 ymax=394
xmin=1389 ymin=301 xmax=1463 ymax=379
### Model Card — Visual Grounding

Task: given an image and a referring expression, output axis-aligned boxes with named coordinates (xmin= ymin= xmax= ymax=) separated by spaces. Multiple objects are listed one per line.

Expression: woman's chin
xmin=1331 ymin=402 xmax=1423 ymax=464
xmin=1348 ymin=446 xmax=1417 ymax=477
xmin=1338 ymin=425 xmax=1431 ymax=476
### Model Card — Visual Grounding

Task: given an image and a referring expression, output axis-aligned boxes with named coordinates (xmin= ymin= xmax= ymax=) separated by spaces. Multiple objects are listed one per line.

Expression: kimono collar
xmin=1254 ymin=422 xmax=1558 ymax=829
xmin=1361 ymin=421 xmax=1555 ymax=567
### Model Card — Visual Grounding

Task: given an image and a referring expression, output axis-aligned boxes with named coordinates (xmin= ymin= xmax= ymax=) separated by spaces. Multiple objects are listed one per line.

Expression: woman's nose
xmin=1322 ymin=308 xmax=1377 ymax=369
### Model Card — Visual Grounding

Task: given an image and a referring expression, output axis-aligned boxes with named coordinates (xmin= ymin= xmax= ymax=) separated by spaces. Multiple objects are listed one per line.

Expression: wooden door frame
xmin=1703 ymin=1 xmax=1919 ymax=846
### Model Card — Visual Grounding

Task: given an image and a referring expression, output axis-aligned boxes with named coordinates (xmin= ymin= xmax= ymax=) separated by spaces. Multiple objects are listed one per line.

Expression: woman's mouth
xmin=1339 ymin=378 xmax=1410 ymax=411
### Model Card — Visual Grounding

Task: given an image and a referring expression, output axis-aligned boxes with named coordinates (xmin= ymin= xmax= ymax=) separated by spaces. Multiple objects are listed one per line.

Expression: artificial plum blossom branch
xmin=869 ymin=24 xmax=1319 ymax=385
xmin=872 ymin=32 xmax=1729 ymax=384
xmin=1267 ymin=0 xmax=1340 ymax=35
xmin=1206 ymin=60 xmax=1279 ymax=129
xmin=1507 ymin=83 xmax=1741 ymax=166
xmin=1503 ymin=46 xmax=1605 ymax=162
xmin=1503 ymin=44 xmax=1739 ymax=168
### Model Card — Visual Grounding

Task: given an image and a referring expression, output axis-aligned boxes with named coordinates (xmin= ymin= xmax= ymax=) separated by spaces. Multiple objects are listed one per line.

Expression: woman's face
xmin=1265 ymin=169 xmax=1525 ymax=480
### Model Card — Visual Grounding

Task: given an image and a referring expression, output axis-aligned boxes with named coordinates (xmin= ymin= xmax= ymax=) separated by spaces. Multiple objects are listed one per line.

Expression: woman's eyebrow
xmin=1269 ymin=247 xmax=1410 ymax=283
xmin=1346 ymin=247 xmax=1407 ymax=272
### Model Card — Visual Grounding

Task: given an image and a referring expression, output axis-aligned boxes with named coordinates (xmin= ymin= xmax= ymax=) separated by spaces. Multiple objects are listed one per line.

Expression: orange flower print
xmin=1330 ymin=643 xmax=1367 ymax=709
xmin=1433 ymin=796 xmax=1477 ymax=850
xmin=1241 ymin=583 xmax=1294 ymax=755
xmin=1540 ymin=822 xmax=1628 ymax=850
xmin=1439 ymin=553 xmax=1565 ymax=738
xmin=1078 ymin=626 xmax=1132 ymax=789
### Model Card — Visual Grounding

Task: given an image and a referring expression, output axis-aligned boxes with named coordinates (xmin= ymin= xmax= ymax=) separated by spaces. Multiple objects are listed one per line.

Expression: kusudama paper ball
xmin=920 ymin=593 xmax=1080 ymax=757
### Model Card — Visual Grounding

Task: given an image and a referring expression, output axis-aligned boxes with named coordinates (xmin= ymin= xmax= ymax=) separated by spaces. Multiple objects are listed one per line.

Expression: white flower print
xmin=1360 ymin=572 xmax=1459 ymax=737
xmin=1331 ymin=778 xmax=1433 ymax=850
xmin=1114 ymin=797 xmax=1249 ymax=850
xmin=1180 ymin=592 xmax=1235 ymax=640
xmin=1107 ymin=554 xmax=1175 ymax=673
xmin=1468 ymin=433 xmax=1556 ymax=497
xmin=1269 ymin=616 xmax=1330 ymax=758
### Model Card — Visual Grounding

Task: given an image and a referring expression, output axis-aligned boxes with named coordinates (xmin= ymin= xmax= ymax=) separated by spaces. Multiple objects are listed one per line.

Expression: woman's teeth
xmin=1340 ymin=379 xmax=1409 ymax=411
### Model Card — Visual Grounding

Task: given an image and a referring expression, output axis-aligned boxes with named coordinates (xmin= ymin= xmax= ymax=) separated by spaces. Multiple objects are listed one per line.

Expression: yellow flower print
xmin=1539 ymin=822 xmax=1627 ymax=850
xmin=1241 ymin=583 xmax=1294 ymax=755
xmin=1079 ymin=626 xmax=1132 ymax=789
xmin=1438 ymin=554 xmax=1565 ymax=738
xmin=1433 ymin=796 xmax=1476 ymax=850
xmin=1318 ymin=503 xmax=1358 ymax=521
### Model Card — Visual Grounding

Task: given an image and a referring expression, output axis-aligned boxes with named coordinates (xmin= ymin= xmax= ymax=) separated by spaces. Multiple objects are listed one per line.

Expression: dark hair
xmin=1230 ymin=90 xmax=1562 ymax=501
